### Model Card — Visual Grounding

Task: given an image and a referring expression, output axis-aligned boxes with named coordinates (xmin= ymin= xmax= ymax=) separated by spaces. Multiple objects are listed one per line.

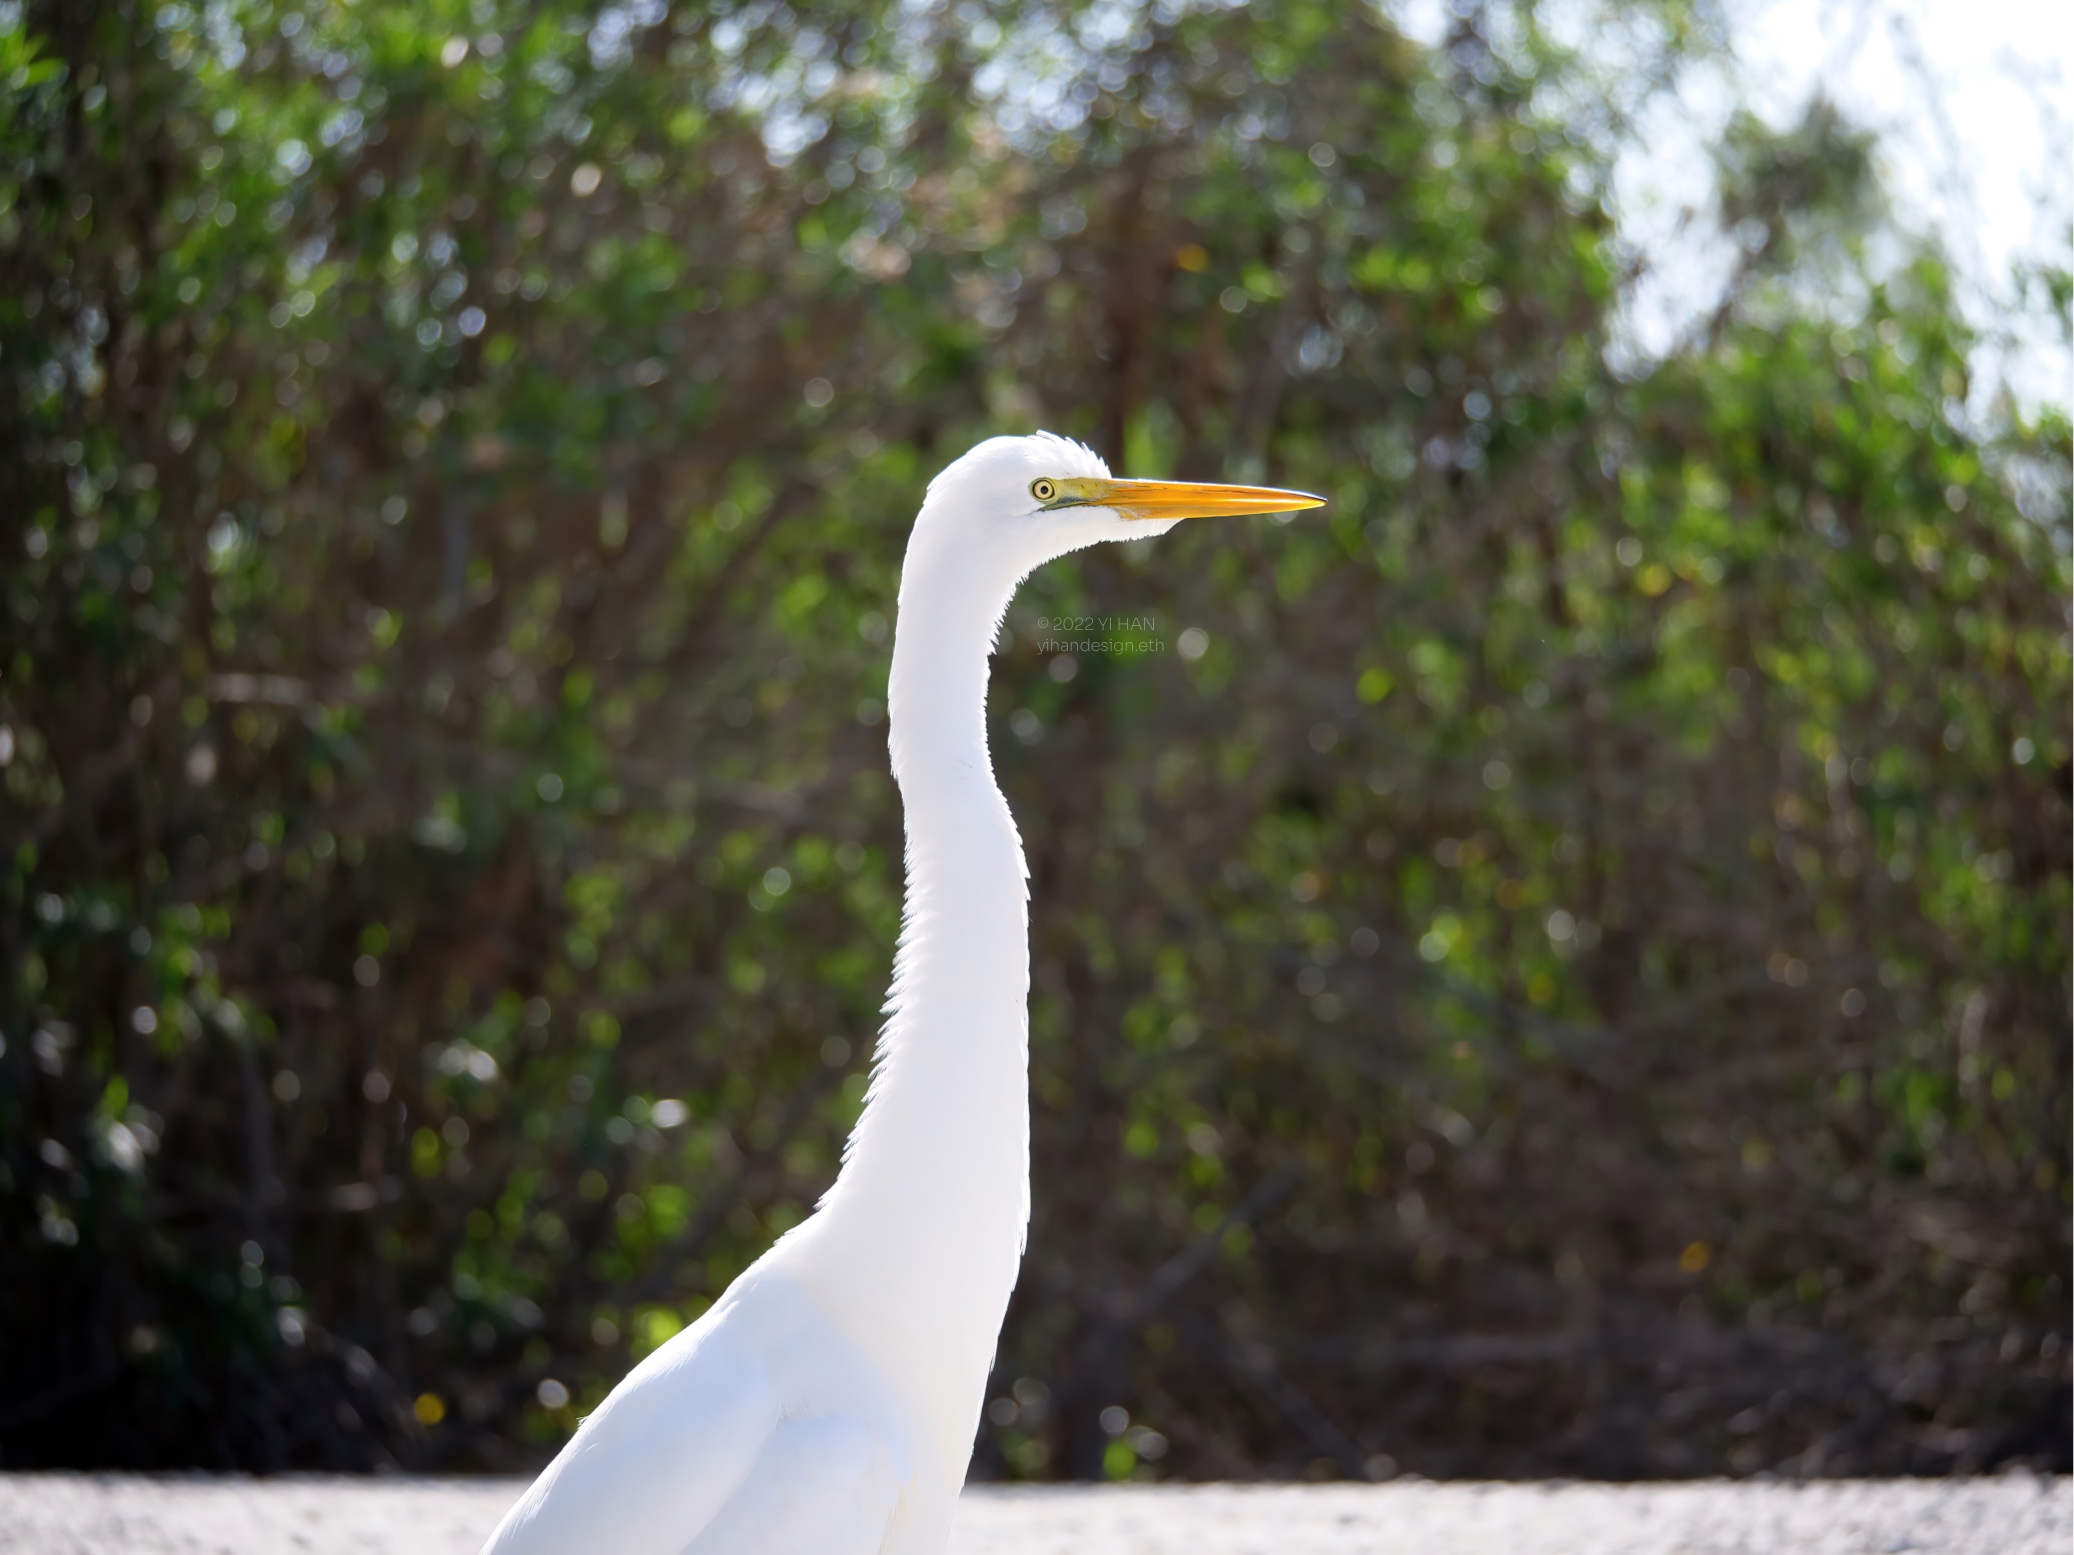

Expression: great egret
xmin=481 ymin=432 xmax=1322 ymax=1554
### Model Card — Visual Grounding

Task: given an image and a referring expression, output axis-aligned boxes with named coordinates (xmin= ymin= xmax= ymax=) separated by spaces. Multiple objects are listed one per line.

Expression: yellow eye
xmin=1030 ymin=479 xmax=1057 ymax=503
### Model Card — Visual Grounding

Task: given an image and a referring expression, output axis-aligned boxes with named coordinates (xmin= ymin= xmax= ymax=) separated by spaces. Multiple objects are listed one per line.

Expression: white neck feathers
xmin=781 ymin=521 xmax=1032 ymax=1480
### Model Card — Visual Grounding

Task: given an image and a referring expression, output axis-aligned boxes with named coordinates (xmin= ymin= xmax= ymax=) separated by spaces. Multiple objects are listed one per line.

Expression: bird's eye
xmin=1030 ymin=479 xmax=1056 ymax=503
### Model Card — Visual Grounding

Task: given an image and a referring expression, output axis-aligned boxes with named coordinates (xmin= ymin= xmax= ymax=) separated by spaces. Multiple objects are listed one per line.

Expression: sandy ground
xmin=0 ymin=1473 xmax=2066 ymax=1554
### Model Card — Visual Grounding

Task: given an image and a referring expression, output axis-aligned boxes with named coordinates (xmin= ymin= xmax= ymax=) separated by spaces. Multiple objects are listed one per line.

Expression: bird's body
xmin=481 ymin=434 xmax=1319 ymax=1555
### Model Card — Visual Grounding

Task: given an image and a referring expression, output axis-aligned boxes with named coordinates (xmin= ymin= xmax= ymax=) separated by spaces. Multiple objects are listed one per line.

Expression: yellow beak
xmin=1041 ymin=475 xmax=1326 ymax=522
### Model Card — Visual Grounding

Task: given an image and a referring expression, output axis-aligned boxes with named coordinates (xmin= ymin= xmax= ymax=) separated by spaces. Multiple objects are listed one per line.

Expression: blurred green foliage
xmin=1 ymin=0 xmax=2067 ymax=1479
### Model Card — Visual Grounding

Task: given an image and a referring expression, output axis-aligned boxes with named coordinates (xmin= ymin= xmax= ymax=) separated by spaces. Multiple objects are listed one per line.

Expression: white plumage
xmin=481 ymin=433 xmax=1320 ymax=1555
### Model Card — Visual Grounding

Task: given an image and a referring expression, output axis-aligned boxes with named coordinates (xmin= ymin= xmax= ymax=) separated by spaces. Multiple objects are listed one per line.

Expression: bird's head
xmin=916 ymin=431 xmax=1323 ymax=574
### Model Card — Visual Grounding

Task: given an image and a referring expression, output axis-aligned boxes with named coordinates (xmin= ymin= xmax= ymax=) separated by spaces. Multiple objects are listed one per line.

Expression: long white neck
xmin=782 ymin=528 xmax=1031 ymax=1482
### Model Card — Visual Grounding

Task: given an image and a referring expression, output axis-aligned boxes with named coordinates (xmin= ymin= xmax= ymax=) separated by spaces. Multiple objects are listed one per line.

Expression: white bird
xmin=481 ymin=432 xmax=1322 ymax=1555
